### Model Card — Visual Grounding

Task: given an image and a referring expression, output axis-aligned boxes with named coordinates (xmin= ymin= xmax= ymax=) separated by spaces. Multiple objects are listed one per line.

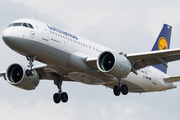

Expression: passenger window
xmin=27 ymin=23 xmax=34 ymax=29
xmin=23 ymin=23 xmax=28 ymax=28
xmin=13 ymin=23 xmax=22 ymax=26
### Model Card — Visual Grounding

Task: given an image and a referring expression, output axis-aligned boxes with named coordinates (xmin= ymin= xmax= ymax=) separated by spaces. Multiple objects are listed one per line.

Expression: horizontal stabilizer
xmin=163 ymin=76 xmax=180 ymax=82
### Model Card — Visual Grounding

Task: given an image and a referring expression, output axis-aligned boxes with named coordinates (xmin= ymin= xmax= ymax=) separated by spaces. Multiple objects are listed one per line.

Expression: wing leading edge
xmin=127 ymin=48 xmax=180 ymax=73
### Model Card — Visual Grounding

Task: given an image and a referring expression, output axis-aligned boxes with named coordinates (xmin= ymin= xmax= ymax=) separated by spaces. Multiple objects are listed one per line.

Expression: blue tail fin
xmin=152 ymin=24 xmax=172 ymax=74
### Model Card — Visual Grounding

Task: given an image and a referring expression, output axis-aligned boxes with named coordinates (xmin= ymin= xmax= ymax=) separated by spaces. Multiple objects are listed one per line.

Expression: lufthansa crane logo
xmin=158 ymin=37 xmax=168 ymax=50
xmin=30 ymin=31 xmax=35 ymax=38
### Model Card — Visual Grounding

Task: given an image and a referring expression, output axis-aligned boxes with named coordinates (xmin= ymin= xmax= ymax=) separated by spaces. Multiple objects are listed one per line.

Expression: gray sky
xmin=0 ymin=0 xmax=180 ymax=120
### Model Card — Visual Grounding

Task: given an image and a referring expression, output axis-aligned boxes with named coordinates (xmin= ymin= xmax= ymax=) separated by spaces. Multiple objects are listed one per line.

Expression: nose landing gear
xmin=26 ymin=55 xmax=36 ymax=76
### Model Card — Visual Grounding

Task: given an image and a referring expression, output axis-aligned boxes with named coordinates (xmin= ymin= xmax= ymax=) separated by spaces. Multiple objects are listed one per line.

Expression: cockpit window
xmin=7 ymin=22 xmax=34 ymax=29
xmin=27 ymin=23 xmax=34 ymax=29
xmin=13 ymin=23 xmax=22 ymax=26
xmin=23 ymin=23 xmax=28 ymax=28
xmin=8 ymin=23 xmax=14 ymax=27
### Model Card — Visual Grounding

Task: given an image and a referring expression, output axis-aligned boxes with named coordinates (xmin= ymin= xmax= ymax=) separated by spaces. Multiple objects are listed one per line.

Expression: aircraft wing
xmin=0 ymin=71 xmax=6 ymax=80
xmin=163 ymin=76 xmax=180 ymax=82
xmin=0 ymin=64 xmax=75 ymax=82
xmin=126 ymin=48 xmax=180 ymax=73
xmin=32 ymin=64 xmax=76 ymax=82
xmin=0 ymin=64 xmax=51 ymax=80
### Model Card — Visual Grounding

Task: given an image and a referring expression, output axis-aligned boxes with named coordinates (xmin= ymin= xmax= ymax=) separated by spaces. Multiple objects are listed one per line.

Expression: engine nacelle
xmin=6 ymin=63 xmax=39 ymax=90
xmin=97 ymin=51 xmax=131 ymax=78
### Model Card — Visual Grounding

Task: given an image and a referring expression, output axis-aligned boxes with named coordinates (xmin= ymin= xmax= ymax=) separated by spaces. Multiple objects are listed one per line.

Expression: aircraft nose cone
xmin=2 ymin=28 xmax=18 ymax=49
xmin=2 ymin=28 xmax=8 ymax=38
xmin=2 ymin=28 xmax=11 ymax=43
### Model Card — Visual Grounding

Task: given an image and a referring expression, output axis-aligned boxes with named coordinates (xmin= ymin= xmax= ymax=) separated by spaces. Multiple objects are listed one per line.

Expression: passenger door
xmin=38 ymin=22 xmax=49 ymax=41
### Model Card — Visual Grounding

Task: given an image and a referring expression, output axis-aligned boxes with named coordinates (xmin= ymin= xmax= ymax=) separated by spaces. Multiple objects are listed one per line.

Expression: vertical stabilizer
xmin=152 ymin=24 xmax=172 ymax=73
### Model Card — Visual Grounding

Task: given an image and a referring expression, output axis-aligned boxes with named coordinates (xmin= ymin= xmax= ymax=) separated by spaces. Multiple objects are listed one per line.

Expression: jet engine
xmin=6 ymin=63 xmax=39 ymax=90
xmin=97 ymin=51 xmax=131 ymax=78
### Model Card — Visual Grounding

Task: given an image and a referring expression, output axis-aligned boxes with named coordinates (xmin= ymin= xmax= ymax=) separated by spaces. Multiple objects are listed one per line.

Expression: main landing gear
xmin=26 ymin=55 xmax=36 ymax=76
xmin=53 ymin=74 xmax=68 ymax=104
xmin=113 ymin=79 xmax=128 ymax=96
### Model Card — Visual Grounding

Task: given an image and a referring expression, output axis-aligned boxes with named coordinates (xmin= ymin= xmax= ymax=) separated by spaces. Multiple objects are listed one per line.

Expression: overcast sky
xmin=0 ymin=0 xmax=180 ymax=120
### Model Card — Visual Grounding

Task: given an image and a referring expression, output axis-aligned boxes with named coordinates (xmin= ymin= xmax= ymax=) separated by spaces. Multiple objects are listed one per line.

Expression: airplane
xmin=1 ymin=18 xmax=180 ymax=104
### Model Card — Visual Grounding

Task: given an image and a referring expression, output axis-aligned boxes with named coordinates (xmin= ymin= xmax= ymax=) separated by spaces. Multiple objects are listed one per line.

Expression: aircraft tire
xmin=121 ymin=84 xmax=128 ymax=95
xmin=26 ymin=69 xmax=31 ymax=76
xmin=53 ymin=93 xmax=61 ymax=104
xmin=61 ymin=92 xmax=68 ymax=103
xmin=113 ymin=85 xmax=121 ymax=96
xmin=30 ymin=69 xmax=35 ymax=76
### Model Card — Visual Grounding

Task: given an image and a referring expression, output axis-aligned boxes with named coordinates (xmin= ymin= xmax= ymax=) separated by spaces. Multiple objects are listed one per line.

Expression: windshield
xmin=8 ymin=22 xmax=34 ymax=29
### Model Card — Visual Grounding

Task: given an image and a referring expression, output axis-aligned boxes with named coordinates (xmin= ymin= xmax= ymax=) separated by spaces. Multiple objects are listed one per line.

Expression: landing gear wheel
xmin=113 ymin=85 xmax=121 ymax=96
xmin=61 ymin=92 xmax=68 ymax=103
xmin=30 ymin=69 xmax=35 ymax=76
xmin=53 ymin=92 xmax=68 ymax=104
xmin=26 ymin=69 xmax=31 ymax=76
xmin=121 ymin=84 xmax=128 ymax=95
xmin=25 ymin=69 xmax=35 ymax=76
xmin=53 ymin=93 xmax=61 ymax=104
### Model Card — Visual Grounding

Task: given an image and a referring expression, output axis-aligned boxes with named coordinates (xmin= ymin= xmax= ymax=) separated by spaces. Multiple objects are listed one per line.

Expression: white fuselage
xmin=2 ymin=18 xmax=176 ymax=93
